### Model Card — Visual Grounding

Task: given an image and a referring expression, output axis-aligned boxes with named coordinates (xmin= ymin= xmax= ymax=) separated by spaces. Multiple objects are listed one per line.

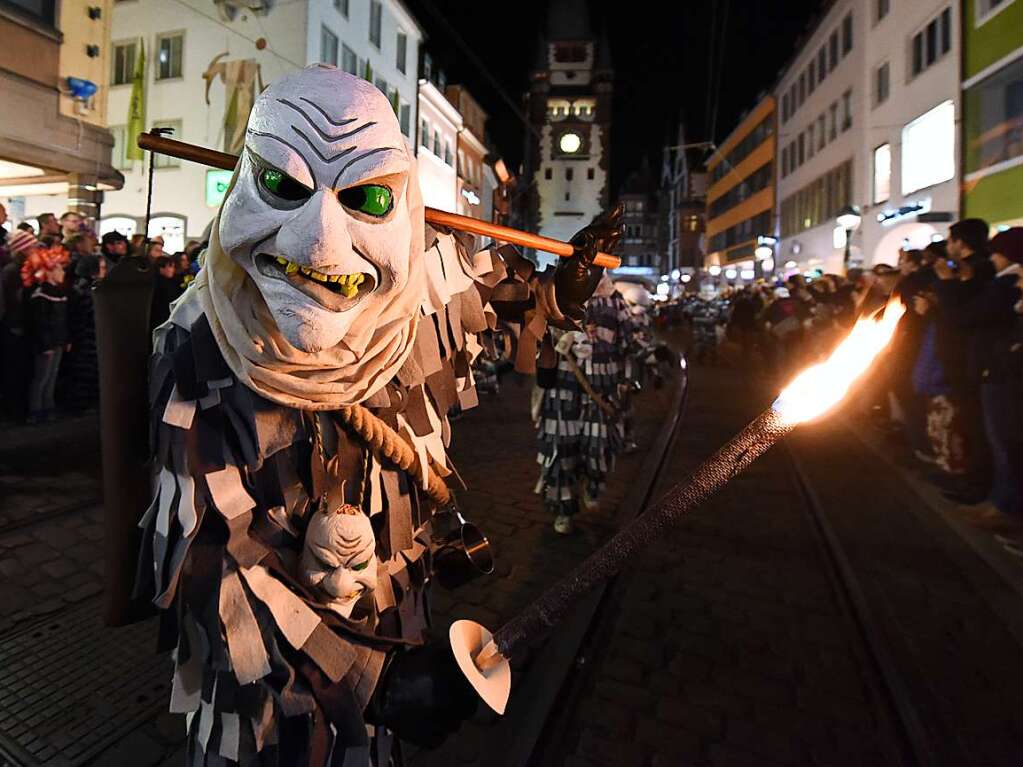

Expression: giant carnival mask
xmin=196 ymin=65 xmax=426 ymax=409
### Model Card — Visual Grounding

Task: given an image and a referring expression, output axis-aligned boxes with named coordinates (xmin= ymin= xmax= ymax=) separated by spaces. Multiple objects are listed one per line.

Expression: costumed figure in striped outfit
xmin=577 ymin=276 xmax=630 ymax=506
xmin=136 ymin=66 xmax=621 ymax=766
xmin=534 ymin=328 xmax=588 ymax=534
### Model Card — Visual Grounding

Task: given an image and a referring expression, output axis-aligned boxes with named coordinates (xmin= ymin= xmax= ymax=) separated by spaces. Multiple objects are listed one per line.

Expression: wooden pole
xmin=136 ymin=133 xmax=621 ymax=270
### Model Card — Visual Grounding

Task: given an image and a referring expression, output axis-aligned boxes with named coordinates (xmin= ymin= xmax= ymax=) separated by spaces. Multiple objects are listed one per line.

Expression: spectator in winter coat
xmin=59 ymin=211 xmax=83 ymax=241
xmin=938 ymin=227 xmax=1023 ymax=529
xmin=911 ymin=281 xmax=967 ymax=483
xmin=934 ymin=219 xmax=997 ymax=503
xmin=21 ymin=246 xmax=70 ymax=423
xmin=0 ymin=230 xmax=39 ymax=420
xmin=65 ymin=255 xmax=106 ymax=411
xmin=100 ymin=231 xmax=130 ymax=263
xmin=150 ymin=255 xmax=184 ymax=330
xmin=35 ymin=213 xmax=61 ymax=246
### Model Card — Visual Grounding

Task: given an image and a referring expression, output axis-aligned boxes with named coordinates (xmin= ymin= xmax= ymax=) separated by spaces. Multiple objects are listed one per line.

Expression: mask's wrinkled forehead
xmin=246 ymin=66 xmax=409 ymax=192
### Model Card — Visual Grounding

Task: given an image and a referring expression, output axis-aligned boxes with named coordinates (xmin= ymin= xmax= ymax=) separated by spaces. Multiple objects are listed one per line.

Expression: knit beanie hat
xmin=7 ymin=229 xmax=38 ymax=257
xmin=989 ymin=227 xmax=1023 ymax=265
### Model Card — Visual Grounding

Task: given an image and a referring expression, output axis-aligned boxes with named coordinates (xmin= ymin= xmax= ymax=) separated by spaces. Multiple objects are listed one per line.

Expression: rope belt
xmin=335 ymin=403 xmax=452 ymax=507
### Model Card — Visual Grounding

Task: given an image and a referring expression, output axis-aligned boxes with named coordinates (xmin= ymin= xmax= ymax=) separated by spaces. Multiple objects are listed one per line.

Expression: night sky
xmin=406 ymin=0 xmax=822 ymax=192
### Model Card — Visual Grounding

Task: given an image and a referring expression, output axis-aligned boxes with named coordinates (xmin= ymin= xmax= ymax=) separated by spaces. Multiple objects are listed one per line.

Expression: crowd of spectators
xmin=686 ymin=218 xmax=1023 ymax=557
xmin=0 ymin=203 xmax=202 ymax=424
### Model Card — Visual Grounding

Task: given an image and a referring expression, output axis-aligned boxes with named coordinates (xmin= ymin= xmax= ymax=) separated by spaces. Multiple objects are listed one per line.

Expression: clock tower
xmin=525 ymin=0 xmax=613 ymax=267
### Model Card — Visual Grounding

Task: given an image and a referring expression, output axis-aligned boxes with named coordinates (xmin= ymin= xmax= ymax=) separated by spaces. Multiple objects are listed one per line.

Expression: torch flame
xmin=772 ymin=299 xmax=906 ymax=425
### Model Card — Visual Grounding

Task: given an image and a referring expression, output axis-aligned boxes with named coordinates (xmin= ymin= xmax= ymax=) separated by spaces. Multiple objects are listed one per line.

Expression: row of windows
xmin=320 ymin=28 xmax=411 ymax=136
xmin=709 ymin=116 xmax=774 ymax=185
xmin=542 ymin=167 xmax=596 ymax=181
xmin=781 ymin=11 xmax=853 ymax=125
xmin=320 ymin=10 xmax=410 ymax=77
xmin=779 ymin=159 xmax=853 ymax=239
xmin=420 ymin=119 xmax=454 ymax=166
xmin=546 ymin=100 xmax=595 ymax=120
xmin=911 ymin=7 xmax=952 ymax=79
xmin=112 ymin=33 xmax=182 ymax=85
xmin=780 ymin=90 xmax=853 ymax=178
xmin=708 ymin=210 xmax=772 ymax=254
xmin=708 ymin=162 xmax=772 ymax=219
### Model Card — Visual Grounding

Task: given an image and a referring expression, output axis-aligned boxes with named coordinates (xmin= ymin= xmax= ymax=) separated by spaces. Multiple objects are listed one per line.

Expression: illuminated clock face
xmin=559 ymin=132 xmax=582 ymax=154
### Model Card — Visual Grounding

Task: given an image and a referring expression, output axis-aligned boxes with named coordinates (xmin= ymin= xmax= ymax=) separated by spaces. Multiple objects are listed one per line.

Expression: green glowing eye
xmin=258 ymin=167 xmax=311 ymax=202
xmin=339 ymin=184 xmax=393 ymax=217
xmin=351 ymin=559 xmax=371 ymax=571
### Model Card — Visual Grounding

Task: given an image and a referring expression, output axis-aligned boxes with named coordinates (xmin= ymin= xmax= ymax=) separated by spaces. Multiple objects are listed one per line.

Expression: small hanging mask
xmin=300 ymin=502 xmax=378 ymax=618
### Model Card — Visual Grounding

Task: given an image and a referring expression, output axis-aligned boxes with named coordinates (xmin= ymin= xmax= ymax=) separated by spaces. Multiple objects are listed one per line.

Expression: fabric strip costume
xmin=136 ymin=65 xmax=618 ymax=766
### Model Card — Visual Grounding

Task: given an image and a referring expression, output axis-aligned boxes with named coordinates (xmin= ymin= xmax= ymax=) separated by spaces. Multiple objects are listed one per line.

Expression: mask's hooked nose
xmin=276 ymin=189 xmax=352 ymax=269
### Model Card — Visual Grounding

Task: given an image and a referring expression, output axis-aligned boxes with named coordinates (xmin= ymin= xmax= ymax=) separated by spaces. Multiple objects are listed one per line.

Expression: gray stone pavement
xmin=0 ymin=414 xmax=105 ymax=638
xmin=546 ymin=359 xmax=1023 ymax=767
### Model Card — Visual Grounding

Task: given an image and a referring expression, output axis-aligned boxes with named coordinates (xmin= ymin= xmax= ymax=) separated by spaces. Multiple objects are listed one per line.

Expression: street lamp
xmin=755 ymin=235 xmax=777 ymax=279
xmin=836 ymin=205 xmax=862 ymax=272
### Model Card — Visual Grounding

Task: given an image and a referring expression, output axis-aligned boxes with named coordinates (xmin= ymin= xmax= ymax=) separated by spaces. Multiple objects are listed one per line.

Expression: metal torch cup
xmin=431 ymin=510 xmax=495 ymax=590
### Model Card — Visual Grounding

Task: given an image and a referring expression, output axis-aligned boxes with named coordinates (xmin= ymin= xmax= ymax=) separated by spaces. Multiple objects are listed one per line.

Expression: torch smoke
xmin=772 ymin=299 xmax=906 ymax=425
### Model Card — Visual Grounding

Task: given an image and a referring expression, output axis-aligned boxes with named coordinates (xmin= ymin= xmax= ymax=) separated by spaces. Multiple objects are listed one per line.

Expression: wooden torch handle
xmin=136 ymin=133 xmax=621 ymax=270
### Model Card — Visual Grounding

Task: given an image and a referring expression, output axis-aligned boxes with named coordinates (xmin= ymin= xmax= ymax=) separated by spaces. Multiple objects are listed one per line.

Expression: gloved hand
xmin=555 ymin=204 xmax=624 ymax=323
xmin=368 ymin=641 xmax=479 ymax=748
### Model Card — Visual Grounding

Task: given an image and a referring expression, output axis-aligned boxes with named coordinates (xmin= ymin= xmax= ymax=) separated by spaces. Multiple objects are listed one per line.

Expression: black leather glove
xmin=555 ymin=204 xmax=624 ymax=323
xmin=368 ymin=641 xmax=479 ymax=748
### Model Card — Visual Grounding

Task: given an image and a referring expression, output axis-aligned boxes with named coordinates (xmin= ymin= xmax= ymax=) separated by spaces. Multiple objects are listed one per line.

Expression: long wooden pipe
xmin=136 ymin=133 xmax=621 ymax=270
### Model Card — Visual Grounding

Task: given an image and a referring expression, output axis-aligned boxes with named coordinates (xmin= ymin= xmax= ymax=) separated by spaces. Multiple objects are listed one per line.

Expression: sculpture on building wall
xmin=203 ymin=51 xmax=265 ymax=155
xmin=136 ymin=65 xmax=620 ymax=765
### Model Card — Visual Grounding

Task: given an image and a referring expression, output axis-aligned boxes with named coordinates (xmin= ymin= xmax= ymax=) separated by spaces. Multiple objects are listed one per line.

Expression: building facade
xmin=525 ymin=0 xmax=612 ymax=268
xmin=416 ymin=61 xmax=461 ymax=213
xmin=961 ymin=0 xmax=1023 ymax=229
xmin=0 ymin=0 xmax=121 ymax=229
xmin=705 ymin=95 xmax=776 ymax=281
xmin=775 ymin=0 xmax=863 ymax=276
xmin=615 ymin=162 xmax=660 ymax=270
xmin=859 ymin=0 xmax=961 ymax=265
xmin=660 ymin=125 xmax=708 ymax=278
xmin=445 ymin=84 xmax=488 ymax=218
xmin=103 ymin=0 xmax=423 ymax=249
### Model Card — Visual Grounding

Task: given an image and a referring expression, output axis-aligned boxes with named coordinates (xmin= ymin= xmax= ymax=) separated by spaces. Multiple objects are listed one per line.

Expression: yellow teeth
xmin=273 ymin=257 xmax=366 ymax=296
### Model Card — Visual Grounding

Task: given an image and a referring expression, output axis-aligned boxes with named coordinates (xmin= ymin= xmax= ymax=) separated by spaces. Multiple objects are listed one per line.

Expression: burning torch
xmin=449 ymin=300 xmax=907 ymax=714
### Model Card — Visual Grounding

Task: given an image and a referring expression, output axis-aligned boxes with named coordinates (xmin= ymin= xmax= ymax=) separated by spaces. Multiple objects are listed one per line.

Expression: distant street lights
xmin=755 ymin=235 xmax=778 ymax=279
xmin=836 ymin=205 xmax=862 ymax=272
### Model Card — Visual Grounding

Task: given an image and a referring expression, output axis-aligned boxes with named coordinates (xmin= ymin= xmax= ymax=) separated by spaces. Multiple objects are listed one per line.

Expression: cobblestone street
xmin=4 ymin=349 xmax=1023 ymax=767
xmin=0 ymin=362 xmax=676 ymax=766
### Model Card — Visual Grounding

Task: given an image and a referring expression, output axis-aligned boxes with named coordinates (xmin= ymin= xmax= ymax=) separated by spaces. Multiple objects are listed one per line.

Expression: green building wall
xmin=962 ymin=0 xmax=1023 ymax=227
xmin=963 ymin=0 xmax=1023 ymax=78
